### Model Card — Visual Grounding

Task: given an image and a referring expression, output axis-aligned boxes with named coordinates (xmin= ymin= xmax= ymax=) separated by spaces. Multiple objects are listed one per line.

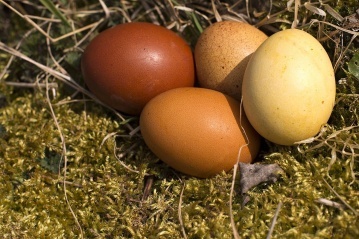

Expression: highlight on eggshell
xmin=140 ymin=87 xmax=261 ymax=178
xmin=242 ymin=29 xmax=336 ymax=146
xmin=81 ymin=22 xmax=195 ymax=115
xmin=194 ymin=21 xmax=267 ymax=101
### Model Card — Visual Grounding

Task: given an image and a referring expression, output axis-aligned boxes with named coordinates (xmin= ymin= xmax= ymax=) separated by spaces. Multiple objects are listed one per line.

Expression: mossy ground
xmin=0 ymin=1 xmax=358 ymax=238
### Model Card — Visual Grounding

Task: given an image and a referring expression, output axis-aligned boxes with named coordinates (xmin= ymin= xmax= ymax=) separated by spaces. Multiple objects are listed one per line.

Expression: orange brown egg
xmin=140 ymin=87 xmax=261 ymax=178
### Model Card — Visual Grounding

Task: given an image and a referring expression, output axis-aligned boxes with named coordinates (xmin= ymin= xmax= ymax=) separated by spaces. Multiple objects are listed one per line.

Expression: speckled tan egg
xmin=81 ymin=22 xmax=195 ymax=115
xmin=242 ymin=29 xmax=336 ymax=145
xmin=194 ymin=21 xmax=267 ymax=100
xmin=140 ymin=87 xmax=261 ymax=178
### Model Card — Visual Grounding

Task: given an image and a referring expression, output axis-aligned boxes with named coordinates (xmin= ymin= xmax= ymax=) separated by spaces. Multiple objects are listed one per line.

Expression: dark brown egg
xmin=81 ymin=22 xmax=195 ymax=115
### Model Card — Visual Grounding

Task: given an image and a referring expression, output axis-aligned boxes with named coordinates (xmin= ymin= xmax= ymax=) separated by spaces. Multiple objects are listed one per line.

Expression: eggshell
xmin=194 ymin=21 xmax=267 ymax=100
xmin=81 ymin=22 xmax=195 ymax=115
xmin=242 ymin=29 xmax=336 ymax=145
xmin=140 ymin=87 xmax=261 ymax=178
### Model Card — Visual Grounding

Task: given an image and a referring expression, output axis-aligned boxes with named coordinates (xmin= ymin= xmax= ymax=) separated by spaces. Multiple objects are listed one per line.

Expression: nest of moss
xmin=0 ymin=0 xmax=358 ymax=238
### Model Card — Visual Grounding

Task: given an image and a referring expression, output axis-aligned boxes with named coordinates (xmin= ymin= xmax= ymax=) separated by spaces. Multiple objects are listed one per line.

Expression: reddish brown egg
xmin=81 ymin=22 xmax=195 ymax=115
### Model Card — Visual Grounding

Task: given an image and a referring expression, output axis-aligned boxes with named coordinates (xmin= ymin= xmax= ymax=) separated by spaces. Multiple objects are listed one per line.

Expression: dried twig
xmin=266 ymin=202 xmax=283 ymax=239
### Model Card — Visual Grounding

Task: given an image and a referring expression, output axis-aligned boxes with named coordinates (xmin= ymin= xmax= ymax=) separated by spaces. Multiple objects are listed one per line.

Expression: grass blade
xmin=39 ymin=0 xmax=71 ymax=27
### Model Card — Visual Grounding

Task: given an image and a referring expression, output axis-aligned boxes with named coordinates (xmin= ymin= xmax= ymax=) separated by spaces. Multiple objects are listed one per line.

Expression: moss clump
xmin=0 ymin=93 xmax=357 ymax=238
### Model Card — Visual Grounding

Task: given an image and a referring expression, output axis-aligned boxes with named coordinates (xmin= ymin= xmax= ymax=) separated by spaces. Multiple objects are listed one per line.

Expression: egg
xmin=242 ymin=29 xmax=336 ymax=145
xmin=194 ymin=21 xmax=267 ymax=100
xmin=81 ymin=22 xmax=195 ymax=115
xmin=140 ymin=87 xmax=261 ymax=178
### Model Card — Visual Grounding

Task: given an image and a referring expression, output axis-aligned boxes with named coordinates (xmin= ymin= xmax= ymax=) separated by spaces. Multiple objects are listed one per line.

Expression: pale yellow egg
xmin=242 ymin=29 xmax=336 ymax=145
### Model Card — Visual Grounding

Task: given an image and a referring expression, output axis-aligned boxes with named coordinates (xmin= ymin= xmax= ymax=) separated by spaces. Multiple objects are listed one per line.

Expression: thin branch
xmin=45 ymin=77 xmax=84 ymax=239
xmin=178 ymin=181 xmax=187 ymax=239
xmin=321 ymin=176 xmax=358 ymax=216
xmin=5 ymin=81 xmax=58 ymax=88
xmin=266 ymin=202 xmax=283 ymax=239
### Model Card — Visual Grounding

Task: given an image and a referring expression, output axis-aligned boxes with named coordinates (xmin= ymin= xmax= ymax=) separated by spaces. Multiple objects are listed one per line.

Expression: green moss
xmin=0 ymin=91 xmax=357 ymax=238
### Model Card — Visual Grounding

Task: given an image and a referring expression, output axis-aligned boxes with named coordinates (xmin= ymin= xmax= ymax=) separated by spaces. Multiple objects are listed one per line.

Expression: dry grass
xmin=0 ymin=0 xmax=358 ymax=238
